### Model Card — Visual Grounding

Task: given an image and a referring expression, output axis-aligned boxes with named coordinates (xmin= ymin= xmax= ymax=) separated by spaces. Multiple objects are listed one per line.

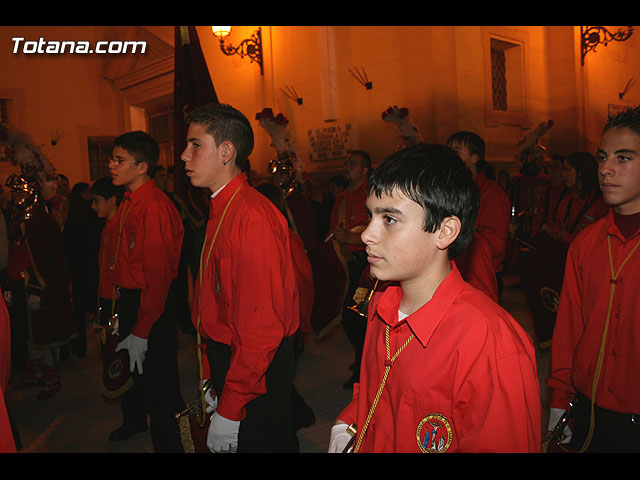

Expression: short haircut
xmin=367 ymin=143 xmax=480 ymax=259
xmin=113 ymin=131 xmax=160 ymax=175
xmin=603 ymin=105 xmax=640 ymax=137
xmin=185 ymin=102 xmax=254 ymax=169
xmin=349 ymin=150 xmax=373 ymax=172
xmin=91 ymin=176 xmax=126 ymax=205
xmin=446 ymin=131 xmax=485 ymax=162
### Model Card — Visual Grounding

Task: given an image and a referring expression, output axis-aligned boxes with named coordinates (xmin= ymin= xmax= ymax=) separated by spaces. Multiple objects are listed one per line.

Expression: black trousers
xmin=116 ymin=283 xmax=185 ymax=452
xmin=206 ymin=336 xmax=296 ymax=453
xmin=341 ymin=250 xmax=369 ymax=382
xmin=569 ymin=391 xmax=640 ymax=453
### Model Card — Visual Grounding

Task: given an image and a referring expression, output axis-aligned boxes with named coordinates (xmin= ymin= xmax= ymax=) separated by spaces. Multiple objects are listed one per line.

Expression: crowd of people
xmin=1 ymin=102 xmax=640 ymax=453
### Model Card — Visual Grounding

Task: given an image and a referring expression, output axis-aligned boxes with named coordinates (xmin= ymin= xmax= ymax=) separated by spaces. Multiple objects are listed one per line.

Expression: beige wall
xmin=1 ymin=25 xmax=639 ymax=189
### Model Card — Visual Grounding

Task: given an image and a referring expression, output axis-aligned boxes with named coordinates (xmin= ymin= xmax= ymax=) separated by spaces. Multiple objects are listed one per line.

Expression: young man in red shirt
xmin=329 ymin=143 xmax=541 ymax=453
xmin=181 ymin=103 xmax=300 ymax=453
xmin=108 ymin=131 xmax=186 ymax=452
xmin=447 ymin=132 xmax=511 ymax=301
xmin=547 ymin=106 xmax=640 ymax=452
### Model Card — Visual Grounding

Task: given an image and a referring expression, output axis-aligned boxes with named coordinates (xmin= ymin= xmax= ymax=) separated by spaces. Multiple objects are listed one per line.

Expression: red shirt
xmin=531 ymin=183 xmax=568 ymax=236
xmin=551 ymin=191 xmax=610 ymax=245
xmin=192 ymin=173 xmax=300 ymax=421
xmin=111 ymin=180 xmax=184 ymax=338
xmin=97 ymin=215 xmax=119 ymax=300
xmin=548 ymin=210 xmax=640 ymax=413
xmin=330 ymin=180 xmax=369 ymax=251
xmin=475 ymin=173 xmax=511 ymax=273
xmin=455 ymin=232 xmax=499 ymax=302
xmin=337 ymin=262 xmax=541 ymax=452
xmin=0 ymin=292 xmax=16 ymax=453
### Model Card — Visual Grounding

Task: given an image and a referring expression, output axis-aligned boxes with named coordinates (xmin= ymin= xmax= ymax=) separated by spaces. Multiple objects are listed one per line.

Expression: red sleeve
xmin=216 ymin=215 xmax=300 ymax=421
xmin=547 ymin=243 xmax=582 ymax=409
xmin=133 ymin=202 xmax=184 ymax=338
xmin=0 ymin=292 xmax=16 ymax=453
xmin=290 ymin=232 xmax=314 ymax=333
xmin=476 ymin=180 xmax=511 ymax=272
xmin=455 ymin=233 xmax=499 ymax=302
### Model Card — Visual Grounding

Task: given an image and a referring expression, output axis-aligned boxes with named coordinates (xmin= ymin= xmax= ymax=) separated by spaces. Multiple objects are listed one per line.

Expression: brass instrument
xmin=348 ymin=278 xmax=379 ymax=318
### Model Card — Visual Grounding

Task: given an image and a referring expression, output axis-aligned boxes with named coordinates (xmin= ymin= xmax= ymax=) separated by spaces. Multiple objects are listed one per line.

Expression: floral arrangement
xmin=515 ymin=119 xmax=554 ymax=166
xmin=255 ymin=108 xmax=296 ymax=155
xmin=381 ymin=105 xmax=423 ymax=146
xmin=0 ymin=123 xmax=57 ymax=183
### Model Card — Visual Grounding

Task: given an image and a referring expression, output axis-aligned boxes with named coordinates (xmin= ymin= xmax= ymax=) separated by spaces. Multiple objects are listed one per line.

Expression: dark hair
xmin=566 ymin=152 xmax=600 ymax=199
xmin=446 ymin=131 xmax=485 ymax=162
xmin=186 ymin=103 xmax=254 ymax=169
xmin=113 ymin=131 xmax=160 ymax=175
xmin=91 ymin=176 xmax=125 ymax=205
xmin=367 ymin=143 xmax=480 ymax=259
xmin=603 ymin=105 xmax=640 ymax=137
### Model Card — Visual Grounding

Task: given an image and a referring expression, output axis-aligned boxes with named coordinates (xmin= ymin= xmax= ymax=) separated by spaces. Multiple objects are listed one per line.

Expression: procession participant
xmin=108 ymin=131 xmax=185 ymax=452
xmin=181 ymin=102 xmax=300 ymax=453
xmin=547 ymin=106 xmax=640 ymax=452
xmin=329 ymin=144 xmax=541 ymax=453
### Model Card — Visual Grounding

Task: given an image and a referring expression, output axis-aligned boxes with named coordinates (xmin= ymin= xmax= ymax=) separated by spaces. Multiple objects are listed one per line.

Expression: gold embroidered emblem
xmin=416 ymin=413 xmax=453 ymax=453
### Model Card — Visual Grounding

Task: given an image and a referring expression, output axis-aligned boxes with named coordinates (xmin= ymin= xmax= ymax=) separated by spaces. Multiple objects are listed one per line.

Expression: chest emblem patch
xmin=416 ymin=413 xmax=453 ymax=452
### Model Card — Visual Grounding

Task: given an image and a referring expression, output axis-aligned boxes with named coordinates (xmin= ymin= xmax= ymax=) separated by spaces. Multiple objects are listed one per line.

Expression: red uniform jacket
xmin=338 ymin=263 xmax=541 ymax=452
xmin=329 ymin=180 xmax=369 ymax=252
xmin=290 ymin=231 xmax=314 ymax=334
xmin=111 ymin=180 xmax=184 ymax=338
xmin=0 ymin=293 xmax=16 ymax=452
xmin=192 ymin=173 xmax=300 ymax=421
xmin=548 ymin=210 xmax=640 ymax=414
xmin=551 ymin=191 xmax=610 ymax=245
xmin=475 ymin=173 xmax=511 ymax=274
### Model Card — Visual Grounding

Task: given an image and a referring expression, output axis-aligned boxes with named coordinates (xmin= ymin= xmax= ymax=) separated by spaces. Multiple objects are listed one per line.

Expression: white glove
xmin=27 ymin=294 xmax=41 ymax=311
xmin=328 ymin=423 xmax=353 ymax=453
xmin=115 ymin=333 xmax=148 ymax=374
xmin=207 ymin=411 xmax=240 ymax=453
xmin=548 ymin=407 xmax=572 ymax=444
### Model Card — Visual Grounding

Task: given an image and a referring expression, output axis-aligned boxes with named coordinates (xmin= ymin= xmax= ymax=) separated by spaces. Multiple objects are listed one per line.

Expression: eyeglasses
xmin=108 ymin=155 xmax=138 ymax=167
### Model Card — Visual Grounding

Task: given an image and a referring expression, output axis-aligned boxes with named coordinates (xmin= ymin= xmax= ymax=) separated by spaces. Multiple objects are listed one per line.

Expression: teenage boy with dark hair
xmin=107 ymin=131 xmax=186 ymax=452
xmin=329 ymin=143 xmax=540 ymax=453
xmin=90 ymin=176 xmax=125 ymax=338
xmin=447 ymin=131 xmax=511 ymax=300
xmin=181 ymin=103 xmax=300 ymax=453
xmin=547 ymin=106 xmax=640 ymax=452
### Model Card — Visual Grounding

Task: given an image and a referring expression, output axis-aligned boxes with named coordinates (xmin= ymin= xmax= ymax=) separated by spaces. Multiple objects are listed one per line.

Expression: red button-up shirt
xmin=550 ymin=191 xmax=610 ymax=245
xmin=475 ymin=173 xmax=511 ymax=273
xmin=111 ymin=179 xmax=184 ymax=338
xmin=192 ymin=173 xmax=300 ymax=421
xmin=548 ymin=210 xmax=640 ymax=413
xmin=337 ymin=262 xmax=541 ymax=452
xmin=330 ymin=180 xmax=369 ymax=252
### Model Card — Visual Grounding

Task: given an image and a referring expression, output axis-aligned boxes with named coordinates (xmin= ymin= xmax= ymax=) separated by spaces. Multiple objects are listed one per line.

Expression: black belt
xmin=576 ymin=392 xmax=640 ymax=426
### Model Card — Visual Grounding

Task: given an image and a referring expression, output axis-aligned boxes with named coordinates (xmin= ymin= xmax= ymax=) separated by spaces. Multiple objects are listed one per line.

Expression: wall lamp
xmin=581 ymin=26 xmax=633 ymax=65
xmin=212 ymin=26 xmax=264 ymax=75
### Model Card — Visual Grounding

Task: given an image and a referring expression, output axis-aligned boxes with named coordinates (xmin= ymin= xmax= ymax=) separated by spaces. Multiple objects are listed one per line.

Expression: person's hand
xmin=27 ymin=294 xmax=41 ymax=311
xmin=116 ymin=333 xmax=148 ymax=374
xmin=328 ymin=422 xmax=353 ymax=453
xmin=207 ymin=411 xmax=240 ymax=453
xmin=548 ymin=407 xmax=572 ymax=444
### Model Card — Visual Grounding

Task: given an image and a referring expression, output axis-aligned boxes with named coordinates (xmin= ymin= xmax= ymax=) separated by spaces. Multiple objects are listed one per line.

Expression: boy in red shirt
xmin=329 ymin=143 xmax=541 ymax=453
xmin=547 ymin=106 xmax=640 ymax=452
xmin=107 ymin=131 xmax=186 ymax=452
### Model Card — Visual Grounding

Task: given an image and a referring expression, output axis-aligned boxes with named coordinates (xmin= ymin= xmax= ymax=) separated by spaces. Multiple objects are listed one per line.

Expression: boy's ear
xmin=136 ymin=161 xmax=149 ymax=177
xmin=436 ymin=215 xmax=461 ymax=251
xmin=220 ymin=141 xmax=237 ymax=166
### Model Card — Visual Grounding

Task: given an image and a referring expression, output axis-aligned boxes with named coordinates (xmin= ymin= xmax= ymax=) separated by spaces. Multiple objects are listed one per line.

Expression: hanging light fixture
xmin=211 ymin=26 xmax=264 ymax=75
xmin=581 ymin=26 xmax=633 ymax=65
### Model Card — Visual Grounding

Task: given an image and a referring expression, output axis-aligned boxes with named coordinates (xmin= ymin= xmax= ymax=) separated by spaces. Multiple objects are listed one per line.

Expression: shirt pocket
xmin=396 ymin=390 xmax=456 ymax=453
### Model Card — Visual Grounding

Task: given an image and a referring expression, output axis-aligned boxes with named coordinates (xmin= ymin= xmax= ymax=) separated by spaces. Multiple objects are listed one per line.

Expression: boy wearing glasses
xmin=107 ymin=131 xmax=186 ymax=452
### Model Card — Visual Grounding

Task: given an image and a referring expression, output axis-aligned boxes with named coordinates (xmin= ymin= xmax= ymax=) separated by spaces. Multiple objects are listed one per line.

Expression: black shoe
xmin=108 ymin=423 xmax=148 ymax=442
